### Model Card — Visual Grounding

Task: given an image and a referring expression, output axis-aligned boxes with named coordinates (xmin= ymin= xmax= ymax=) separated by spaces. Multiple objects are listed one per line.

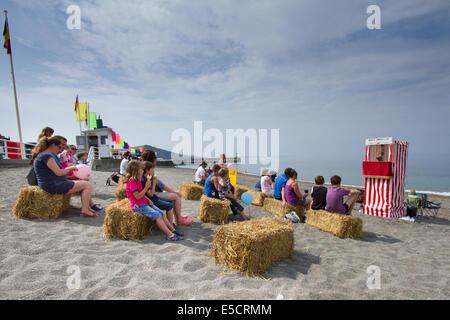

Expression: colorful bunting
xmin=88 ymin=112 xmax=97 ymax=128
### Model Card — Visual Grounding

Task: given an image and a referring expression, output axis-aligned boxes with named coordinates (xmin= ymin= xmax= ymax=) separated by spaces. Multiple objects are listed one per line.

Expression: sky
xmin=1 ymin=0 xmax=450 ymax=167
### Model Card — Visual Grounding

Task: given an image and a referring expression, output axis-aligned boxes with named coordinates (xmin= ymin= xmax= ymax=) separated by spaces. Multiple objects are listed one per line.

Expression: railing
xmin=0 ymin=139 xmax=36 ymax=160
xmin=87 ymin=146 xmax=99 ymax=168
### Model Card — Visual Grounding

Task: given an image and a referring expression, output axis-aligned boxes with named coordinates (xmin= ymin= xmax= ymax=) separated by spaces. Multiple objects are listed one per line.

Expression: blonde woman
xmin=37 ymin=126 xmax=54 ymax=141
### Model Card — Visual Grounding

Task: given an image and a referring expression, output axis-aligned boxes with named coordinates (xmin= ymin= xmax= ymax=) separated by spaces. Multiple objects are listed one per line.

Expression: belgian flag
xmin=3 ymin=19 xmax=11 ymax=55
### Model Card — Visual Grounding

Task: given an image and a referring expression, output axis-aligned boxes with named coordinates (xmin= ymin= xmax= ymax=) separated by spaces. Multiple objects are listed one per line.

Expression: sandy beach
xmin=0 ymin=166 xmax=449 ymax=300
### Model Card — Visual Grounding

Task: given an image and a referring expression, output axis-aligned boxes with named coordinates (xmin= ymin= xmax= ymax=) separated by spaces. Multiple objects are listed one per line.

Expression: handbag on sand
xmin=284 ymin=211 xmax=300 ymax=223
xmin=26 ymin=167 xmax=38 ymax=186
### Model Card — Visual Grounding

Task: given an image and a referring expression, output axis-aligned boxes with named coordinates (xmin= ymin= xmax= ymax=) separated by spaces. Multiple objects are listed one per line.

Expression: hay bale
xmin=103 ymin=199 xmax=156 ymax=240
xmin=115 ymin=185 xmax=127 ymax=202
xmin=263 ymin=197 xmax=305 ymax=221
xmin=179 ymin=182 xmax=204 ymax=200
xmin=12 ymin=186 xmax=71 ymax=219
xmin=305 ymin=209 xmax=363 ymax=239
xmin=248 ymin=190 xmax=274 ymax=207
xmin=115 ymin=177 xmax=127 ymax=201
xmin=198 ymin=195 xmax=230 ymax=224
xmin=234 ymin=184 xmax=250 ymax=199
xmin=211 ymin=217 xmax=294 ymax=275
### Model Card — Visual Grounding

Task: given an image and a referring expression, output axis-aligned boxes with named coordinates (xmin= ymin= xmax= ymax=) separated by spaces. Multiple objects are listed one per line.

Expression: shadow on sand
xmin=359 ymin=231 xmax=402 ymax=244
xmin=265 ymin=251 xmax=321 ymax=280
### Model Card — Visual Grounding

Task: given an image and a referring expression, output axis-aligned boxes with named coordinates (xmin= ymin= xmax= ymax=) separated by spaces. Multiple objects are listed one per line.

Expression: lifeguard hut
xmin=76 ymin=127 xmax=128 ymax=159
xmin=362 ymin=137 xmax=409 ymax=218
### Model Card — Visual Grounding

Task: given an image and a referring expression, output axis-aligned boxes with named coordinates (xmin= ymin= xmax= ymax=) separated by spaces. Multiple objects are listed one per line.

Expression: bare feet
xmin=81 ymin=211 xmax=98 ymax=218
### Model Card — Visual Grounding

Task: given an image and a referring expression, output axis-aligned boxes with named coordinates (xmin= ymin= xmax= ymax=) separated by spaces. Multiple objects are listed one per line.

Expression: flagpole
xmin=4 ymin=10 xmax=23 ymax=144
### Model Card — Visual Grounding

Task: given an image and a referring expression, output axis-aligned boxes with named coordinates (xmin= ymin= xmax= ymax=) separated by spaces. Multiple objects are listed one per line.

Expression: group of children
xmin=253 ymin=166 xmax=360 ymax=215
xmin=123 ymin=149 xmax=194 ymax=242
xmin=268 ymin=167 xmax=361 ymax=215
xmin=124 ymin=160 xmax=185 ymax=241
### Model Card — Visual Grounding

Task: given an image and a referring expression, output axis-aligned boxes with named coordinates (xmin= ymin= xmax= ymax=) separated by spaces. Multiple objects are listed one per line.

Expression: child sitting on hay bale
xmin=325 ymin=175 xmax=360 ymax=215
xmin=74 ymin=152 xmax=88 ymax=165
xmin=141 ymin=150 xmax=193 ymax=226
xmin=217 ymin=168 xmax=251 ymax=221
xmin=310 ymin=175 xmax=327 ymax=210
xmin=140 ymin=161 xmax=180 ymax=227
xmin=125 ymin=160 xmax=184 ymax=241
xmin=261 ymin=169 xmax=277 ymax=195
xmin=273 ymin=168 xmax=294 ymax=203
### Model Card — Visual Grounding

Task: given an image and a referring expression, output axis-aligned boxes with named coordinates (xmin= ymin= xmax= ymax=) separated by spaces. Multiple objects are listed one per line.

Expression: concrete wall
xmin=0 ymin=158 xmax=174 ymax=171
xmin=0 ymin=159 xmax=31 ymax=168
xmin=91 ymin=159 xmax=174 ymax=172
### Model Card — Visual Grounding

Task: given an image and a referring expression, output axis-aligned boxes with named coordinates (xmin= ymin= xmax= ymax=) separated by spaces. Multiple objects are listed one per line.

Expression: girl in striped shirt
xmin=218 ymin=168 xmax=251 ymax=221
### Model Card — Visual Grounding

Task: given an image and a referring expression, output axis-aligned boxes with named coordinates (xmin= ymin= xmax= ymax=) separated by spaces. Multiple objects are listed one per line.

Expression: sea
xmin=178 ymin=154 xmax=450 ymax=197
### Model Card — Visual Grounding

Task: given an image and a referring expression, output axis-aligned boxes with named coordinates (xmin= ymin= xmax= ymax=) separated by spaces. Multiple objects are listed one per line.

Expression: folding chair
xmin=420 ymin=193 xmax=440 ymax=217
xmin=407 ymin=193 xmax=420 ymax=208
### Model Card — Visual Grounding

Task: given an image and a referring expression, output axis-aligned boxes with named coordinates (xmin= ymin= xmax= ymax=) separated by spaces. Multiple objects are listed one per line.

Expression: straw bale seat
xmin=305 ymin=209 xmax=363 ymax=239
xmin=115 ymin=177 xmax=127 ymax=201
xmin=263 ymin=197 xmax=305 ymax=221
xmin=211 ymin=217 xmax=294 ymax=275
xmin=12 ymin=186 xmax=71 ymax=219
xmin=179 ymin=182 xmax=204 ymax=200
xmin=103 ymin=199 xmax=156 ymax=240
xmin=234 ymin=184 xmax=250 ymax=200
xmin=248 ymin=190 xmax=274 ymax=206
xmin=198 ymin=195 xmax=230 ymax=225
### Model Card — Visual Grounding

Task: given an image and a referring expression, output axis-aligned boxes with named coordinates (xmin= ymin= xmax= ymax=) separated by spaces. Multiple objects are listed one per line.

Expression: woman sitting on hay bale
xmin=285 ymin=170 xmax=311 ymax=208
xmin=124 ymin=160 xmax=184 ymax=241
xmin=217 ymin=168 xmax=251 ymax=221
xmin=31 ymin=136 xmax=98 ymax=218
xmin=140 ymin=150 xmax=192 ymax=226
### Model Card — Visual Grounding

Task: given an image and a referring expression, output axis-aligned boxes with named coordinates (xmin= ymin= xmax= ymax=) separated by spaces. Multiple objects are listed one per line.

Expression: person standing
xmin=120 ymin=151 xmax=131 ymax=175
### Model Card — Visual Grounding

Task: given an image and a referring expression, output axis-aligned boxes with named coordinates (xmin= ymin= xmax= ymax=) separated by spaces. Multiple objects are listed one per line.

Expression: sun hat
xmin=260 ymin=168 xmax=269 ymax=176
xmin=268 ymin=170 xmax=277 ymax=176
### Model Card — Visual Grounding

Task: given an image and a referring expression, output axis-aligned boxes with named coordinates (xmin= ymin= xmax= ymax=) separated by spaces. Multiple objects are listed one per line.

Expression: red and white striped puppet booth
xmin=362 ymin=137 xmax=409 ymax=218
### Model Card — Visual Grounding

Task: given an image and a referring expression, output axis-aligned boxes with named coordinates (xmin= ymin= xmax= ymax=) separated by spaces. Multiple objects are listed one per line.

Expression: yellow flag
xmin=229 ymin=169 xmax=237 ymax=186
xmin=75 ymin=103 xmax=88 ymax=122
